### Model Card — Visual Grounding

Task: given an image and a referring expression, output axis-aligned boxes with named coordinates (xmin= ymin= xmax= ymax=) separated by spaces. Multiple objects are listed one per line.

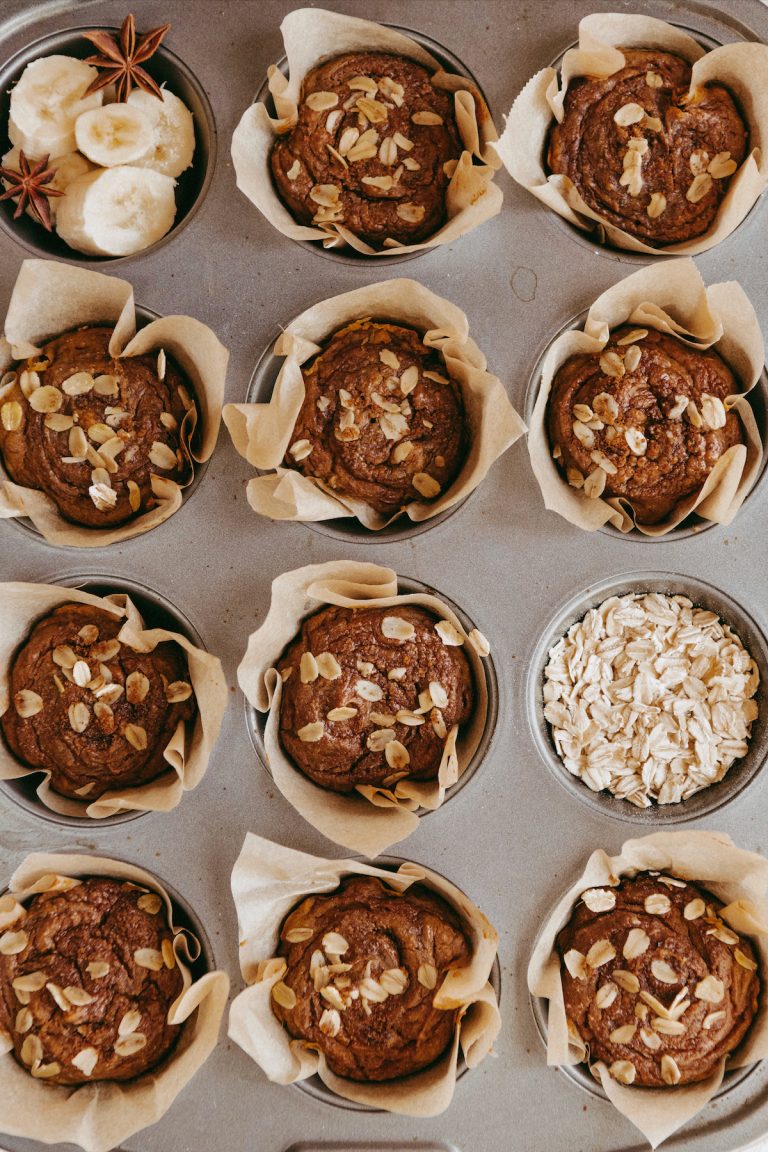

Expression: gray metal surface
xmin=0 ymin=2 xmax=768 ymax=1151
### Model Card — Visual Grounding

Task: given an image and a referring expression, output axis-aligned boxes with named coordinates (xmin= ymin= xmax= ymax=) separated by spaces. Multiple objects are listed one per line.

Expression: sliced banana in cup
xmin=127 ymin=89 xmax=195 ymax=179
xmin=55 ymin=166 xmax=177 ymax=257
xmin=75 ymin=104 xmax=156 ymax=168
xmin=9 ymin=55 xmax=103 ymax=159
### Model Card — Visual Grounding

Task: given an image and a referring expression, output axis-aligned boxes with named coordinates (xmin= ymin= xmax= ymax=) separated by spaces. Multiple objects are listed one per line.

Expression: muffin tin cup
xmin=244 ymin=573 xmax=499 ymax=823
xmin=244 ymin=324 xmax=473 ymax=545
xmin=526 ymin=571 xmax=768 ymax=825
xmin=249 ymin=23 xmax=496 ymax=267
xmin=524 ymin=306 xmax=768 ymax=543
xmin=0 ymin=571 xmax=207 ymax=829
xmin=0 ymin=25 xmax=217 ymax=264
xmin=3 ymin=301 xmax=214 ymax=546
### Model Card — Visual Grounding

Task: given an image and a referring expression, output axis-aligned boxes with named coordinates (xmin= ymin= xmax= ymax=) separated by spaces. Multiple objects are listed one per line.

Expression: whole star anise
xmin=0 ymin=152 xmax=63 ymax=231
xmin=82 ymin=13 xmax=171 ymax=103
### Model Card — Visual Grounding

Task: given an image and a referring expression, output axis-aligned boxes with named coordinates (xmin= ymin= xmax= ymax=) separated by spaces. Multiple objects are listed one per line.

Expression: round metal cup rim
xmin=543 ymin=10 xmax=765 ymax=264
xmin=0 ymin=24 xmax=218 ymax=265
xmin=0 ymin=571 xmax=206 ymax=829
xmin=253 ymin=23 xmax=493 ymax=267
xmin=523 ymin=307 xmax=768 ymax=542
xmin=526 ymin=570 xmax=768 ymax=825
xmin=244 ymin=573 xmax=500 ymax=821
xmin=245 ymin=321 xmax=473 ymax=545
xmin=290 ymin=851 xmax=502 ymax=1112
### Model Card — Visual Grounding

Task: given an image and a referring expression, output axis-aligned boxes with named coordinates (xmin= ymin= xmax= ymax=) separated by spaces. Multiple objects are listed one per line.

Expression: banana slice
xmin=127 ymin=89 xmax=195 ymax=179
xmin=9 ymin=56 xmax=103 ymax=160
xmin=55 ymin=167 xmax=177 ymax=256
xmin=1 ymin=147 xmax=95 ymax=222
xmin=75 ymin=104 xmax=155 ymax=167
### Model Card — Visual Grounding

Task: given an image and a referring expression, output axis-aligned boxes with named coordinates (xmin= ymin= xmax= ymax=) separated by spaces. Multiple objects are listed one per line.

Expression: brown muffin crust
xmin=271 ymin=52 xmax=462 ymax=247
xmin=548 ymin=49 xmax=748 ymax=246
xmin=286 ymin=320 xmax=467 ymax=516
xmin=0 ymin=877 xmax=184 ymax=1085
xmin=272 ymin=875 xmax=471 ymax=1081
xmin=277 ymin=603 xmax=473 ymax=792
xmin=0 ymin=326 xmax=194 ymax=528
xmin=557 ymin=873 xmax=760 ymax=1087
xmin=1 ymin=602 xmax=196 ymax=800
xmin=547 ymin=324 xmax=743 ymax=524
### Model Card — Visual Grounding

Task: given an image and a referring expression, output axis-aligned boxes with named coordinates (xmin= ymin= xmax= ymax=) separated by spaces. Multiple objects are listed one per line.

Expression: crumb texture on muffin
xmin=557 ymin=872 xmax=760 ymax=1087
xmin=0 ymin=877 xmax=184 ymax=1085
xmin=271 ymin=875 xmax=471 ymax=1080
xmin=277 ymin=603 xmax=473 ymax=792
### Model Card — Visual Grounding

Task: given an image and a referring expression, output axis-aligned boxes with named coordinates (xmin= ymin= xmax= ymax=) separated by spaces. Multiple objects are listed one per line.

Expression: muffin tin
xmin=1 ymin=1 xmax=768 ymax=1151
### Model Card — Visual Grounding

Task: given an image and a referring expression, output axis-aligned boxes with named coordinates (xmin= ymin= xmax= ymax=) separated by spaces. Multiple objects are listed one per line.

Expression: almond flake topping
xmin=284 ymin=926 xmax=313 ymax=943
xmin=614 ymin=102 xmax=645 ymax=126
xmin=0 ymin=930 xmax=28 ymax=955
xmin=385 ymin=740 xmax=410 ymax=769
xmin=68 ymin=702 xmax=90 ymax=733
xmin=355 ymin=679 xmax=383 ymax=702
xmin=687 ymin=172 xmax=713 ymax=203
xmin=124 ymin=724 xmax=148 ymax=751
xmin=396 ymin=203 xmax=426 ymax=223
xmin=137 ymin=893 xmax=162 ymax=914
xmin=134 ymin=948 xmax=163 ymax=971
xmin=297 ymin=722 xmax=324 ymax=742
xmin=596 ymin=982 xmax=618 ymax=1009
xmin=300 ymin=652 xmax=318 ymax=683
xmin=412 ymin=110 xmax=443 ymax=125
xmin=72 ymin=1047 xmax=99 ymax=1075
xmin=435 ymin=620 xmax=464 ymax=646
xmin=661 ymin=1055 xmax=681 ymax=1085
xmin=582 ymin=888 xmax=616 ymax=913
xmin=382 ymin=616 xmax=415 ymax=642
xmin=703 ymin=1010 xmax=727 ymax=1029
xmin=735 ymin=949 xmax=757 ymax=972
xmin=609 ymin=1060 xmax=636 ymax=1084
xmin=1 ymin=400 xmax=22 ymax=430
xmin=645 ymin=893 xmax=671 ymax=915
xmin=14 ymin=689 xmax=43 ymax=718
xmin=564 ymin=949 xmax=587 ymax=981
xmin=115 ymin=1033 xmax=147 ymax=1057
xmin=695 ymin=975 xmax=725 ymax=1003
xmin=623 ymin=928 xmax=650 ymax=960
xmin=166 ymin=680 xmax=193 ymax=703
xmin=609 ymin=1024 xmax=636 ymax=1044
xmin=327 ymin=706 xmax=358 ymax=721
xmin=708 ymin=151 xmax=737 ymax=179
xmin=646 ymin=71 xmax=663 ymax=88
xmin=651 ymin=959 xmax=678 ymax=984
xmin=417 ymin=963 xmax=438 ymax=989
xmin=306 ymin=91 xmax=338 ymax=111
xmin=62 ymin=372 xmax=93 ymax=396
xmin=316 ymin=652 xmax=342 ymax=680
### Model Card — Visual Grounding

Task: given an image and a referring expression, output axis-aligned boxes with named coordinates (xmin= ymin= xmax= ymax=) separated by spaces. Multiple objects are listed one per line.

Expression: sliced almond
xmin=114 ymin=1032 xmax=147 ymax=1057
xmin=708 ymin=151 xmax=737 ymax=179
xmin=609 ymin=1023 xmax=636 ymax=1044
xmin=62 ymin=372 xmax=94 ymax=396
xmin=300 ymin=652 xmax=318 ymax=683
xmin=162 ymin=938 xmax=175 ymax=969
xmin=64 ymin=985 xmax=94 ymax=1006
xmin=68 ymin=702 xmax=90 ymax=733
xmin=297 ymin=722 xmax=324 ymax=742
xmin=316 ymin=652 xmax=342 ymax=680
xmin=623 ymin=927 xmax=650 ymax=959
xmin=695 ymin=975 xmax=724 ymax=1003
xmin=400 ymin=365 xmax=419 ymax=395
xmin=417 ymin=963 xmax=438 ymax=989
xmin=327 ymin=706 xmax=358 ymax=721
xmin=651 ymin=959 xmax=678 ymax=984
xmin=72 ymin=1047 xmax=99 ymax=1075
xmin=1 ymin=400 xmax=22 ymax=431
xmin=126 ymin=671 xmax=150 ymax=704
xmin=87 ymin=961 xmax=110 ymax=979
xmin=134 ymin=948 xmax=163 ymax=971
xmin=89 ymin=482 xmax=117 ymax=511
xmin=661 ymin=1055 xmax=681 ymax=1085
xmin=137 ymin=893 xmax=162 ymax=915
xmin=166 ymin=680 xmax=193 ymax=703
xmin=393 ymin=131 xmax=413 ymax=151
xmin=735 ymin=948 xmax=758 ymax=972
xmin=687 ymin=172 xmax=713 ymax=203
xmin=609 ymin=1060 xmax=636 ymax=1084
xmin=614 ymin=102 xmax=645 ymax=126
xmin=367 ymin=728 xmax=396 ymax=751
xmin=396 ymin=203 xmax=426 ymax=223
xmin=564 ymin=949 xmax=587 ymax=981
xmin=306 ymin=91 xmax=338 ymax=111
xmin=385 ymin=740 xmax=410 ymax=769
xmin=319 ymin=1007 xmax=341 ymax=1036
xmin=149 ymin=441 xmax=177 ymax=470
xmin=625 ymin=427 xmax=647 ymax=456
xmin=686 ymin=399 xmax=703 ymax=428
xmin=596 ymin=982 xmax=618 ymax=1009
xmin=28 ymin=385 xmax=63 ymax=413
xmin=124 ymin=723 xmax=148 ymax=751
xmin=14 ymin=689 xmax=43 ymax=718
xmin=703 ymin=1010 xmax=727 ymax=1030
xmin=127 ymin=480 xmax=141 ymax=512
xmin=435 ymin=620 xmax=464 ymax=647
xmin=613 ymin=969 xmax=640 ymax=994
xmin=382 ymin=616 xmax=415 ymax=642
xmin=0 ymin=930 xmax=28 ymax=955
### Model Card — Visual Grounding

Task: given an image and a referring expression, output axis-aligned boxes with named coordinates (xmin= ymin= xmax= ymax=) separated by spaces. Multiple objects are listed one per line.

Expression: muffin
xmin=557 ymin=872 xmax=760 ymax=1087
xmin=271 ymin=52 xmax=462 ymax=248
xmin=548 ymin=50 xmax=748 ymax=246
xmin=1 ymin=601 xmax=196 ymax=800
xmin=0 ymin=325 xmax=195 ymax=528
xmin=0 ymin=876 xmax=184 ymax=1085
xmin=277 ymin=603 xmax=473 ymax=792
xmin=271 ymin=875 xmax=471 ymax=1081
xmin=547 ymin=324 xmax=743 ymax=524
xmin=285 ymin=320 xmax=467 ymax=516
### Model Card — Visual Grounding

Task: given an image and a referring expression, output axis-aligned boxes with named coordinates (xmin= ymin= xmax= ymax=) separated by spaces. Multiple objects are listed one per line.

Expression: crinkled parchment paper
xmin=0 ymin=582 xmax=227 ymax=819
xmin=0 ymin=852 xmax=229 ymax=1152
xmin=237 ymin=560 xmax=490 ymax=855
xmin=223 ymin=279 xmax=525 ymax=528
xmin=494 ymin=13 xmax=768 ymax=255
xmin=0 ymin=259 xmax=228 ymax=547
xmin=528 ymin=258 xmax=765 ymax=535
xmin=529 ymin=830 xmax=768 ymax=1148
xmin=228 ymin=832 xmax=499 ymax=1114
xmin=231 ymin=6 xmax=503 ymax=255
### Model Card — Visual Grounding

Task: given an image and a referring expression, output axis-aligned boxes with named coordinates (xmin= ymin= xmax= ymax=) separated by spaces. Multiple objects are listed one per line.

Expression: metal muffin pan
xmin=244 ymin=573 xmax=500 ymax=816
xmin=2 ymin=2 xmax=768 ymax=1152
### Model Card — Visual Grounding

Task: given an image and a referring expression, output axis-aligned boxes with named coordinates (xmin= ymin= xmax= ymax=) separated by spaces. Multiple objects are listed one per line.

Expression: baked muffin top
xmin=548 ymin=49 xmax=748 ymax=246
xmin=0 ymin=877 xmax=184 ymax=1085
xmin=0 ymin=326 xmax=194 ymax=528
xmin=277 ymin=603 xmax=473 ymax=792
xmin=1 ymin=602 xmax=195 ymax=800
xmin=557 ymin=872 xmax=760 ymax=1087
xmin=286 ymin=320 xmax=467 ymax=516
xmin=271 ymin=52 xmax=462 ymax=247
xmin=271 ymin=875 xmax=470 ymax=1081
xmin=547 ymin=324 xmax=743 ymax=524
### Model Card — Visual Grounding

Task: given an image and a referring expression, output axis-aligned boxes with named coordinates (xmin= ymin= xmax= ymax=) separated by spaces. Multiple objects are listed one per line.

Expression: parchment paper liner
xmin=0 ymin=581 xmax=227 ymax=819
xmin=0 ymin=259 xmax=229 ymax=548
xmin=0 ymin=852 xmax=229 ymax=1152
xmin=223 ymin=279 xmax=525 ymax=528
xmin=529 ymin=830 xmax=768 ymax=1149
xmin=237 ymin=560 xmax=490 ymax=855
xmin=228 ymin=832 xmax=500 ymax=1115
xmin=230 ymin=6 xmax=503 ymax=256
xmin=527 ymin=258 xmax=765 ymax=536
xmin=493 ymin=13 xmax=768 ymax=256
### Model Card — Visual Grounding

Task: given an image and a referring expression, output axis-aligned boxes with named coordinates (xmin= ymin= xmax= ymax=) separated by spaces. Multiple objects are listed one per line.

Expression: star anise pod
xmin=0 ymin=151 xmax=63 ymax=231
xmin=82 ymin=13 xmax=171 ymax=103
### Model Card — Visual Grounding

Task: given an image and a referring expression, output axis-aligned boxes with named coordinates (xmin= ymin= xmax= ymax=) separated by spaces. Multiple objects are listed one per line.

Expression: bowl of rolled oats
xmin=528 ymin=572 xmax=768 ymax=823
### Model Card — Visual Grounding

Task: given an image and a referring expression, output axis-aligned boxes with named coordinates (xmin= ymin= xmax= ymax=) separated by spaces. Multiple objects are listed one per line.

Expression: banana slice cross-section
xmin=9 ymin=55 xmax=104 ymax=160
xmin=55 ymin=166 xmax=177 ymax=256
xmin=75 ymin=104 xmax=155 ymax=167
xmin=128 ymin=89 xmax=196 ymax=179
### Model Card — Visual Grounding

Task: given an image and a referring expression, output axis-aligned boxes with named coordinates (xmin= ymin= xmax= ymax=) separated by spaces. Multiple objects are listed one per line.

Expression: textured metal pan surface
xmin=1 ymin=2 xmax=768 ymax=1152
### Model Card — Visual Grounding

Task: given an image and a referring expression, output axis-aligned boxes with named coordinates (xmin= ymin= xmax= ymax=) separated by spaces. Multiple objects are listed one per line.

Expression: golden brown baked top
xmin=0 ymin=877 xmax=184 ymax=1085
xmin=271 ymin=875 xmax=470 ymax=1081
xmin=557 ymin=872 xmax=760 ymax=1087
xmin=277 ymin=603 xmax=473 ymax=792
xmin=548 ymin=49 xmax=748 ymax=246
xmin=271 ymin=52 xmax=461 ymax=247
xmin=0 ymin=326 xmax=194 ymax=528
xmin=1 ymin=602 xmax=196 ymax=800
xmin=547 ymin=324 xmax=743 ymax=524
xmin=286 ymin=320 xmax=467 ymax=516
